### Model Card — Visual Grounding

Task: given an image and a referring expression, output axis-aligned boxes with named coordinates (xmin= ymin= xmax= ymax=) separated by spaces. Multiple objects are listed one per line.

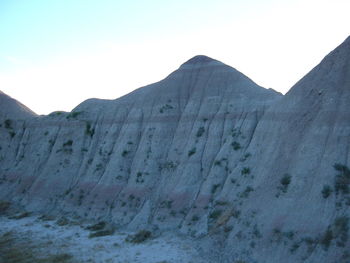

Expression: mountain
xmin=1 ymin=37 xmax=349 ymax=263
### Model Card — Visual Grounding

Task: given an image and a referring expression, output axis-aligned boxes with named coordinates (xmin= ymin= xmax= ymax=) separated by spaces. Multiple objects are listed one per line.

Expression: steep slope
xmin=217 ymin=36 xmax=350 ymax=263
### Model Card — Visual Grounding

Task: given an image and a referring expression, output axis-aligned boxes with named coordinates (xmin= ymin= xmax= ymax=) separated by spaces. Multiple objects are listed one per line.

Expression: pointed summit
xmin=180 ymin=55 xmax=225 ymax=69
xmin=183 ymin=55 xmax=218 ymax=65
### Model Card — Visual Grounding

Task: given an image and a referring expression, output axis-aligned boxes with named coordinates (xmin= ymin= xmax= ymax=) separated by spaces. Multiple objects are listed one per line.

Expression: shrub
xmin=66 ymin=111 xmax=82 ymax=119
xmin=63 ymin=140 xmax=73 ymax=147
xmin=121 ymin=150 xmax=129 ymax=157
xmin=126 ymin=230 xmax=152 ymax=243
xmin=4 ymin=119 xmax=12 ymax=129
xmin=214 ymin=160 xmax=222 ymax=166
xmin=192 ymin=215 xmax=199 ymax=221
xmin=56 ymin=217 xmax=69 ymax=226
xmin=241 ymin=186 xmax=254 ymax=198
xmin=89 ymin=229 xmax=114 ymax=238
xmin=333 ymin=163 xmax=350 ymax=194
xmin=196 ymin=127 xmax=205 ymax=137
xmin=321 ymin=185 xmax=333 ymax=199
xmin=10 ymin=211 xmax=31 ymax=219
xmin=241 ymin=167 xmax=250 ymax=175
xmin=209 ymin=209 xmax=222 ymax=220
xmin=280 ymin=174 xmax=291 ymax=193
xmin=188 ymin=147 xmax=196 ymax=157
xmin=85 ymin=122 xmax=95 ymax=137
xmin=86 ymin=221 xmax=106 ymax=231
xmin=211 ymin=184 xmax=221 ymax=194
xmin=231 ymin=141 xmax=241 ymax=150
xmin=320 ymin=229 xmax=333 ymax=249
xmin=0 ymin=200 xmax=10 ymax=213
xmin=281 ymin=174 xmax=291 ymax=186
xmin=334 ymin=216 xmax=349 ymax=247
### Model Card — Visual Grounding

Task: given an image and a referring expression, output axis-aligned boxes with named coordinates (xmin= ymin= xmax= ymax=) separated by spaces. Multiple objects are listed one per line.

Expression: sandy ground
xmin=0 ymin=215 xmax=209 ymax=263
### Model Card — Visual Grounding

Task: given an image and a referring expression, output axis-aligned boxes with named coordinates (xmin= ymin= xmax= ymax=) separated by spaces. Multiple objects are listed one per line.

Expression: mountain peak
xmin=183 ymin=55 xmax=217 ymax=65
xmin=180 ymin=55 xmax=226 ymax=70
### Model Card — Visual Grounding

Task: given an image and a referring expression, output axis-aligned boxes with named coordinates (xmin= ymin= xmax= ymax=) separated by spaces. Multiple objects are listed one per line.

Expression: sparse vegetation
xmin=191 ymin=215 xmax=199 ymax=221
xmin=196 ymin=127 xmax=205 ymax=137
xmin=56 ymin=217 xmax=69 ymax=226
xmin=241 ymin=167 xmax=250 ymax=175
xmin=211 ymin=184 xmax=221 ymax=194
xmin=333 ymin=163 xmax=350 ymax=195
xmin=231 ymin=141 xmax=241 ymax=150
xmin=320 ymin=228 xmax=333 ymax=250
xmin=209 ymin=209 xmax=223 ymax=220
xmin=322 ymin=185 xmax=333 ymax=199
xmin=88 ymin=229 xmax=114 ymax=238
xmin=63 ymin=140 xmax=73 ymax=147
xmin=4 ymin=119 xmax=12 ymax=129
xmin=0 ymin=200 xmax=10 ymax=214
xmin=279 ymin=174 xmax=291 ymax=193
xmin=121 ymin=150 xmax=129 ymax=157
xmin=159 ymin=104 xmax=174 ymax=113
xmin=126 ymin=230 xmax=152 ymax=243
xmin=9 ymin=211 xmax=31 ymax=219
xmin=334 ymin=216 xmax=349 ymax=247
xmin=66 ymin=111 xmax=82 ymax=119
xmin=241 ymin=186 xmax=254 ymax=198
xmin=188 ymin=147 xmax=196 ymax=157
xmin=85 ymin=122 xmax=94 ymax=137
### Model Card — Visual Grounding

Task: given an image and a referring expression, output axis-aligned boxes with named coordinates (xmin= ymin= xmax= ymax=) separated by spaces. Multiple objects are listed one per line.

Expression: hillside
xmin=1 ymin=37 xmax=349 ymax=263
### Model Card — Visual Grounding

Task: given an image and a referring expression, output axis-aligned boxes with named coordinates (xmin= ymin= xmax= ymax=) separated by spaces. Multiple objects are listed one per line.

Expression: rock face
xmin=1 ymin=38 xmax=350 ymax=263
xmin=0 ymin=91 xmax=36 ymax=119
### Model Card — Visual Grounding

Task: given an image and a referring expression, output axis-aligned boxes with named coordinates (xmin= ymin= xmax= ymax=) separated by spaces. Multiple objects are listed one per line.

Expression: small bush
xmin=43 ymin=253 xmax=73 ymax=263
xmin=56 ymin=217 xmax=69 ymax=226
xmin=281 ymin=174 xmax=291 ymax=186
xmin=321 ymin=185 xmax=333 ymax=199
xmin=126 ymin=230 xmax=152 ymax=243
xmin=10 ymin=211 xmax=31 ymax=219
xmin=231 ymin=141 xmax=241 ymax=150
xmin=88 ymin=229 xmax=114 ymax=238
xmin=211 ymin=184 xmax=221 ymax=194
xmin=86 ymin=221 xmax=106 ymax=231
xmin=192 ymin=215 xmax=199 ymax=221
xmin=196 ymin=127 xmax=205 ymax=137
xmin=279 ymin=174 xmax=291 ymax=193
xmin=0 ymin=200 xmax=10 ymax=213
xmin=209 ymin=209 xmax=222 ymax=220
xmin=188 ymin=147 xmax=196 ymax=157
xmin=320 ymin=229 xmax=333 ymax=250
xmin=85 ymin=122 xmax=95 ymax=137
xmin=4 ymin=119 xmax=12 ymax=129
xmin=63 ymin=140 xmax=73 ymax=147
xmin=333 ymin=163 xmax=350 ymax=195
xmin=334 ymin=216 xmax=349 ymax=246
xmin=66 ymin=111 xmax=82 ymax=119
xmin=121 ymin=150 xmax=129 ymax=157
xmin=241 ymin=167 xmax=250 ymax=175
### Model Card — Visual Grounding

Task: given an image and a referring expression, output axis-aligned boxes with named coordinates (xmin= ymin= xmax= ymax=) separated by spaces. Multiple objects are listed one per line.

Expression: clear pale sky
xmin=0 ymin=0 xmax=349 ymax=115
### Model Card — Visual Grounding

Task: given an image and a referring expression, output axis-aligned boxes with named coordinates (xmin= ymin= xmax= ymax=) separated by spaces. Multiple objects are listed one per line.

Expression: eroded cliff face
xmin=1 ymin=37 xmax=350 ymax=263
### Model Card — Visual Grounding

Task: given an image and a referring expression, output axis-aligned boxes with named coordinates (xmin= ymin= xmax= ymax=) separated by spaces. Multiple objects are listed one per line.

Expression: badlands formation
xmin=0 ymin=36 xmax=349 ymax=263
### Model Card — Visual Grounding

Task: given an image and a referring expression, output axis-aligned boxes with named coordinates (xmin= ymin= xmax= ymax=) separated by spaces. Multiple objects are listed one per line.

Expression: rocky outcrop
xmin=1 ymin=37 xmax=350 ymax=263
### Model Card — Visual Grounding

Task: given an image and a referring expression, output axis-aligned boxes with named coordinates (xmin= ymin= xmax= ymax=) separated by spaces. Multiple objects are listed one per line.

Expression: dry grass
xmin=0 ymin=231 xmax=75 ymax=263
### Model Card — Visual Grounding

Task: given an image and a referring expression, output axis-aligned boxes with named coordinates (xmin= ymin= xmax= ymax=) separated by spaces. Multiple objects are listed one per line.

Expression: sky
xmin=0 ymin=0 xmax=349 ymax=115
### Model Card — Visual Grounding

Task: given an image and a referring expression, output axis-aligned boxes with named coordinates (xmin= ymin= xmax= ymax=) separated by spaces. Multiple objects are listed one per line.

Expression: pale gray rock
xmin=1 ymin=37 xmax=350 ymax=263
